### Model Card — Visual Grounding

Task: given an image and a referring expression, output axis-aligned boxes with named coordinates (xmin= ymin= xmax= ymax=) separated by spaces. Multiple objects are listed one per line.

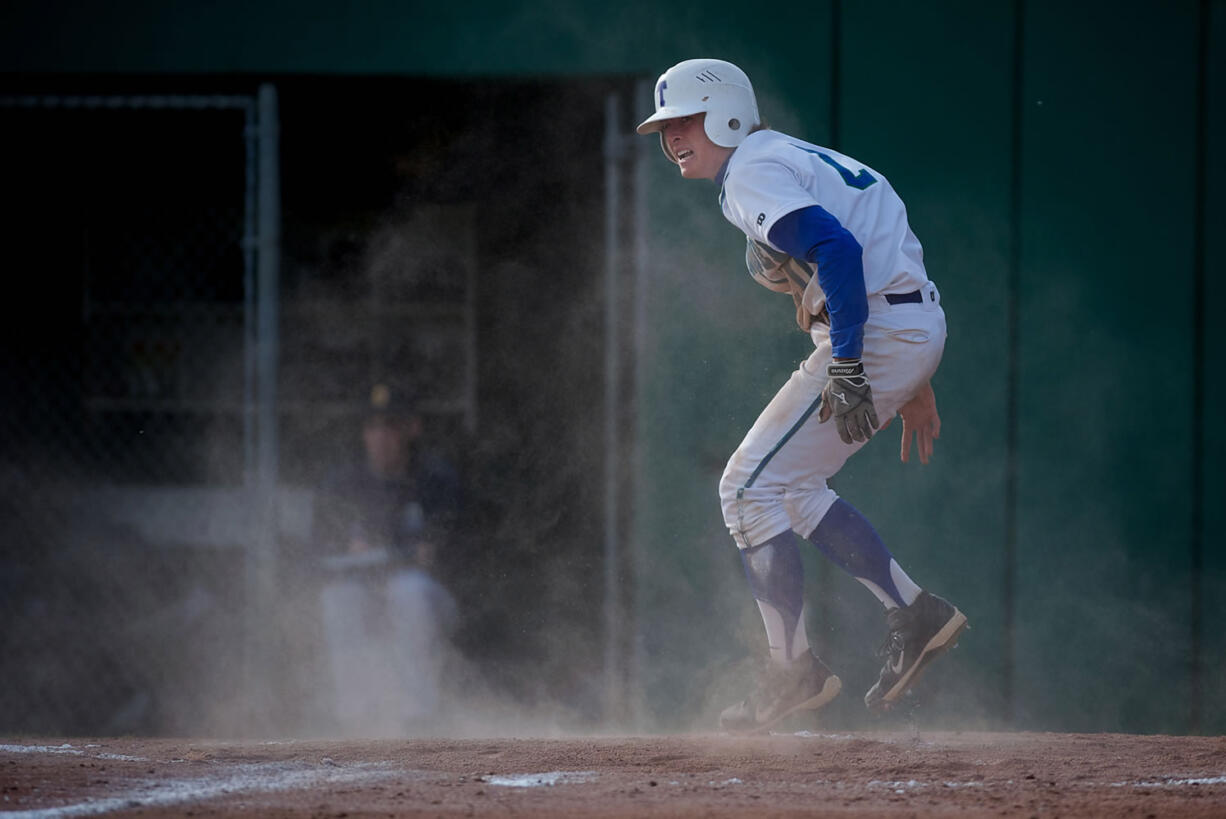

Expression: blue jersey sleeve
xmin=768 ymin=205 xmax=867 ymax=359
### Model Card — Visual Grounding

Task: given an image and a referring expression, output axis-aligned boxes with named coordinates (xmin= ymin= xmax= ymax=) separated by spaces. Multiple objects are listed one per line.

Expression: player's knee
xmin=719 ymin=449 xmax=753 ymax=502
xmin=718 ymin=470 xmax=749 ymax=528
xmin=718 ymin=470 xmax=736 ymax=504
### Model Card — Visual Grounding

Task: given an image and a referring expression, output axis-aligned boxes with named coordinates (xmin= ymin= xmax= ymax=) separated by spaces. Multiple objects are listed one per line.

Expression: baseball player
xmin=314 ymin=383 xmax=461 ymax=736
xmin=637 ymin=58 xmax=968 ymax=732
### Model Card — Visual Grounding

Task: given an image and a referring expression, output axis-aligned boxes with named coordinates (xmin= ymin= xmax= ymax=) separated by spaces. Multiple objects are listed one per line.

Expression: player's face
xmin=662 ymin=113 xmax=732 ymax=180
xmin=363 ymin=415 xmax=418 ymax=475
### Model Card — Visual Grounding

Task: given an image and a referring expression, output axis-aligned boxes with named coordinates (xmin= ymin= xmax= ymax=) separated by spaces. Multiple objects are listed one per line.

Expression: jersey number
xmin=818 ymin=152 xmax=877 ymax=190
xmin=793 ymin=145 xmax=878 ymax=190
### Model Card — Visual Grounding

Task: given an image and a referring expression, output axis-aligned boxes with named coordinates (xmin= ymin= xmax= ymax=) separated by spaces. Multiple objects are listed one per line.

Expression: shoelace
xmin=877 ymin=606 xmax=915 ymax=659
xmin=876 ymin=628 xmax=906 ymax=661
xmin=872 ymin=610 xmax=912 ymax=662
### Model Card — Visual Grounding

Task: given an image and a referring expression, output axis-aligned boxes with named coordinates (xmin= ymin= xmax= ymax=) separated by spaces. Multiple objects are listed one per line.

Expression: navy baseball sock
xmin=740 ymin=530 xmax=810 ymax=664
xmin=806 ymin=499 xmax=920 ymax=609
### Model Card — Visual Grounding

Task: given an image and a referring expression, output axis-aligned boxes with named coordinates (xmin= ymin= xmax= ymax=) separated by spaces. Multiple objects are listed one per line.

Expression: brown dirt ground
xmin=3 ymin=731 xmax=1225 ymax=817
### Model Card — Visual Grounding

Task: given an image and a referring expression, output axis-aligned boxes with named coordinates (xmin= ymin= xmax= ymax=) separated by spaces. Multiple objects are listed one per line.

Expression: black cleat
xmin=720 ymin=652 xmax=842 ymax=734
xmin=865 ymin=591 xmax=968 ymax=712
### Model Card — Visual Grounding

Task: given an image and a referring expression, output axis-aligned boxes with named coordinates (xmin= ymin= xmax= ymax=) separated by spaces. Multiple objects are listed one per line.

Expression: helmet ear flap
xmin=701 ymin=83 xmax=759 ymax=147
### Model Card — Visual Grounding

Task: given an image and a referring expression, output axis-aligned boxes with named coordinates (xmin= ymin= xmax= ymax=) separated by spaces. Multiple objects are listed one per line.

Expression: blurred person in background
xmin=313 ymin=382 xmax=462 ymax=736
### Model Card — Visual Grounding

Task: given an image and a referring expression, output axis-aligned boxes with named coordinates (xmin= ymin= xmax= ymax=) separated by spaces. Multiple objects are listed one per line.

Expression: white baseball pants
xmin=319 ymin=568 xmax=457 ymax=736
xmin=720 ymin=281 xmax=947 ymax=549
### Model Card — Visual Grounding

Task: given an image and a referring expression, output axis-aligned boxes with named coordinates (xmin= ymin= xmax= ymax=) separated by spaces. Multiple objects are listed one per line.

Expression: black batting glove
xmin=818 ymin=359 xmax=879 ymax=444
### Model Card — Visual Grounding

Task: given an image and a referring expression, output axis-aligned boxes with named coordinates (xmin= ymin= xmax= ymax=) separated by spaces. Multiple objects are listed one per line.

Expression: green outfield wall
xmin=3 ymin=0 xmax=1222 ymax=735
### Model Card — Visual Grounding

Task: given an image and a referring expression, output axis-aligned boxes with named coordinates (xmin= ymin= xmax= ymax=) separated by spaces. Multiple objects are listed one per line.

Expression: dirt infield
xmin=3 ymin=731 xmax=1225 ymax=817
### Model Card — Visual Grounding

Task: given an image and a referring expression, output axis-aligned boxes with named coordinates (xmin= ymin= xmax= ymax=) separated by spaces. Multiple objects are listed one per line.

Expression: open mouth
xmin=676 ymin=148 xmax=694 ymax=161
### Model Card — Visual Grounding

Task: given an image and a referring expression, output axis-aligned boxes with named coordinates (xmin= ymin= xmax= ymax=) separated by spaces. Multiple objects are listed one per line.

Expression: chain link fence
xmin=0 ymin=93 xmax=289 ymax=736
xmin=0 ymin=88 xmax=487 ymax=738
xmin=0 ymin=79 xmax=619 ymax=738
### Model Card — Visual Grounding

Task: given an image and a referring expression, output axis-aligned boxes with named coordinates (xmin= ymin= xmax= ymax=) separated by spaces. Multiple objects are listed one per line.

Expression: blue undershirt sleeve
xmin=767 ymin=205 xmax=867 ymax=359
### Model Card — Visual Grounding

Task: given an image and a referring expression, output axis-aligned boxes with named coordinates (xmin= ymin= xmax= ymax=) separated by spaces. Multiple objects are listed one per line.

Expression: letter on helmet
xmin=636 ymin=58 xmax=761 ymax=162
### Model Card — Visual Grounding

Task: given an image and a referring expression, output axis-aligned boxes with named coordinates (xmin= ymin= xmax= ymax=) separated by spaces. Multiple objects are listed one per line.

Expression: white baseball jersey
xmin=713 ymin=129 xmax=947 ymax=550
xmin=718 ymin=129 xmax=930 ymax=321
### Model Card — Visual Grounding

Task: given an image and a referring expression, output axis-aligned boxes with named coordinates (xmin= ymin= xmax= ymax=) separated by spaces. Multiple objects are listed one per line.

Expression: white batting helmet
xmin=636 ymin=58 xmax=760 ymax=162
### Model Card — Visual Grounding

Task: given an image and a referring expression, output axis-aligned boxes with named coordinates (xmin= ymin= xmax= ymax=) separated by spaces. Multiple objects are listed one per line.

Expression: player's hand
xmin=818 ymin=359 xmax=879 ymax=444
xmin=881 ymin=381 xmax=941 ymax=464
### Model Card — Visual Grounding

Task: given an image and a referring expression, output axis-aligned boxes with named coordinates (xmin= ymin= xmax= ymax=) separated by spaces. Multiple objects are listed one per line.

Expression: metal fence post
xmin=243 ymin=83 xmax=282 ymax=733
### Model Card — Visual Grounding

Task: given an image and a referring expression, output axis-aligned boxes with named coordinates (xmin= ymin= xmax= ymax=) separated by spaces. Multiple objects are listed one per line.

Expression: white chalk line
xmin=865 ymin=774 xmax=1226 ymax=794
xmin=1112 ymin=775 xmax=1226 ymax=788
xmin=0 ymin=744 xmax=424 ymax=818
xmin=0 ymin=745 xmax=147 ymax=763
xmin=484 ymin=771 xmax=598 ymax=788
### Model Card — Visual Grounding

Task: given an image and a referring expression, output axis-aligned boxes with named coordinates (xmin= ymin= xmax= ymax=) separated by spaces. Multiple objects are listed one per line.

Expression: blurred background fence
xmin=0 ymin=92 xmax=273 ymax=734
xmin=0 ymin=75 xmax=624 ymax=738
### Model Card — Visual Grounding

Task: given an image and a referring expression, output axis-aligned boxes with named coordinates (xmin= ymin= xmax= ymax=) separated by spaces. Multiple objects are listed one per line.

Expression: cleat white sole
xmin=724 ymin=674 xmax=842 ymax=735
